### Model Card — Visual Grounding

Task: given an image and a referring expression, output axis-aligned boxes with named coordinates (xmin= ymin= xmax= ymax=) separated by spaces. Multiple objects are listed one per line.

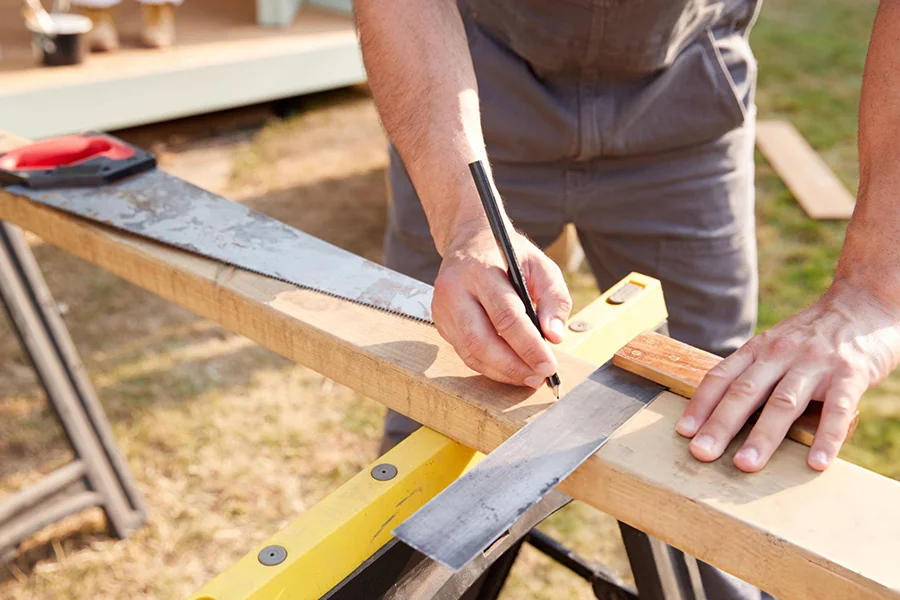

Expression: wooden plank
xmin=1 ymin=133 xmax=898 ymax=600
xmin=613 ymin=330 xmax=859 ymax=446
xmin=755 ymin=120 xmax=856 ymax=219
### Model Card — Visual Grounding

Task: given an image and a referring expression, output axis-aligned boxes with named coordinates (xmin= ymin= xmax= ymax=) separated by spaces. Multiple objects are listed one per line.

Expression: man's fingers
xmin=678 ymin=344 xmax=756 ymax=437
xmin=808 ymin=377 xmax=865 ymax=471
xmin=734 ymin=367 xmax=821 ymax=472
xmin=525 ymin=255 xmax=572 ymax=344
xmin=478 ymin=270 xmax=557 ymax=377
xmin=447 ymin=293 xmax=539 ymax=387
xmin=689 ymin=360 xmax=785 ymax=462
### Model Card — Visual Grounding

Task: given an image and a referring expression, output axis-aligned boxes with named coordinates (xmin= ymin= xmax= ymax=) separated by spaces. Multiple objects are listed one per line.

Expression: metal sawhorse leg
xmin=0 ymin=222 xmax=146 ymax=561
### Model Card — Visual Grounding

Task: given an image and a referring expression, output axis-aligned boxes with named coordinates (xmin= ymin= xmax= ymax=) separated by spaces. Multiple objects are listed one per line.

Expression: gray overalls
xmin=382 ymin=1 xmax=772 ymax=598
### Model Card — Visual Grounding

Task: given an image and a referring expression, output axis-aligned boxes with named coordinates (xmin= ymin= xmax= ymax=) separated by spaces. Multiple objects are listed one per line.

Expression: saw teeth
xmin=14 ymin=177 xmax=437 ymax=326
xmin=235 ymin=264 xmax=435 ymax=326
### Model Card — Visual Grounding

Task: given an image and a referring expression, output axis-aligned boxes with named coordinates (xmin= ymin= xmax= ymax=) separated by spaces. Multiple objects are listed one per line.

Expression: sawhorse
xmin=0 ymin=223 xmax=145 ymax=561
xmin=190 ymin=275 xmax=703 ymax=600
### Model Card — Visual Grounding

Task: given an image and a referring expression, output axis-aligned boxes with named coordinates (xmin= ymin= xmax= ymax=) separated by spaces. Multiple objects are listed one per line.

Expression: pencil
xmin=468 ymin=159 xmax=561 ymax=398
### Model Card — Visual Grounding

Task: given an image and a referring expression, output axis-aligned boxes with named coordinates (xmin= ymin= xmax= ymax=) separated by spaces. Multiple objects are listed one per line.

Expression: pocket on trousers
xmin=606 ymin=28 xmax=756 ymax=156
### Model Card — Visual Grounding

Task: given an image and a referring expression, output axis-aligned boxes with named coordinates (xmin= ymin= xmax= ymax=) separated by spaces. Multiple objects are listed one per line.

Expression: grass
xmin=1 ymin=0 xmax=897 ymax=597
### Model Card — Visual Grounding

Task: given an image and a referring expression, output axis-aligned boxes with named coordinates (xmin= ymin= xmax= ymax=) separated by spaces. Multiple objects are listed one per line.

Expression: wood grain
xmin=1 ymin=133 xmax=898 ymax=600
xmin=613 ymin=331 xmax=859 ymax=446
xmin=755 ymin=120 xmax=856 ymax=220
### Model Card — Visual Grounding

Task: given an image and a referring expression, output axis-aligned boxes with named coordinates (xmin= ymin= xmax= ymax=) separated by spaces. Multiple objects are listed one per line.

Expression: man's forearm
xmin=837 ymin=0 xmax=900 ymax=303
xmin=355 ymin=0 xmax=489 ymax=254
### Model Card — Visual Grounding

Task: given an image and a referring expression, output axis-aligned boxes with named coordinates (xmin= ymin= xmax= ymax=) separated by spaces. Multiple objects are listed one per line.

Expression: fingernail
xmin=736 ymin=447 xmax=759 ymax=467
xmin=692 ymin=434 xmax=715 ymax=455
xmin=810 ymin=450 xmax=829 ymax=469
xmin=524 ymin=375 xmax=544 ymax=389
xmin=549 ymin=318 xmax=565 ymax=338
xmin=676 ymin=416 xmax=698 ymax=436
xmin=535 ymin=362 xmax=555 ymax=377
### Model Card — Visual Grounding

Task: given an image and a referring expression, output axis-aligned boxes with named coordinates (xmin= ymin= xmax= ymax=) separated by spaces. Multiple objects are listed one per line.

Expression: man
xmin=355 ymin=0 xmax=900 ymax=598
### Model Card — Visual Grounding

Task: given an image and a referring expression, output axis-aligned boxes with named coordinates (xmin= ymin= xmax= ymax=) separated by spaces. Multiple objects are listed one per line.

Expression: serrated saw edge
xmin=7 ymin=170 xmax=437 ymax=326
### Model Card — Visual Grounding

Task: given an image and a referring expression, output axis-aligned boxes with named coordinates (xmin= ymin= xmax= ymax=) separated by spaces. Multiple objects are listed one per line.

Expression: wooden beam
xmin=1 ymin=133 xmax=898 ymax=600
xmin=755 ymin=120 xmax=856 ymax=220
xmin=613 ymin=330 xmax=859 ymax=447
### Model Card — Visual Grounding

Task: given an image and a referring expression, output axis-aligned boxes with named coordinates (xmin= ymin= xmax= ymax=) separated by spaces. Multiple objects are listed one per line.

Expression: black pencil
xmin=468 ymin=159 xmax=561 ymax=398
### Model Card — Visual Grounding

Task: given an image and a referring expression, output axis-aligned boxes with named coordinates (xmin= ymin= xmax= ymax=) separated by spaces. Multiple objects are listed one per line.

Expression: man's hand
xmin=677 ymin=280 xmax=900 ymax=473
xmin=432 ymin=225 xmax=572 ymax=389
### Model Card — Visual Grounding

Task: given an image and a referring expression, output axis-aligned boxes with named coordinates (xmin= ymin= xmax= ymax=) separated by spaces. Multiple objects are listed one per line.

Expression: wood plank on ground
xmin=0 ymin=132 xmax=898 ymax=600
xmin=755 ymin=119 xmax=856 ymax=219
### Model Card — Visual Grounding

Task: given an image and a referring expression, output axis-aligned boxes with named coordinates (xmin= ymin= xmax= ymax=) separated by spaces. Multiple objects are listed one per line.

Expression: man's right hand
xmin=432 ymin=225 xmax=573 ymax=389
xmin=356 ymin=0 xmax=568 ymax=387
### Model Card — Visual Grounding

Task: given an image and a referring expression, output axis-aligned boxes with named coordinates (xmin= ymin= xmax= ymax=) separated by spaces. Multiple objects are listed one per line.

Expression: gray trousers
xmin=378 ymin=12 xmax=773 ymax=600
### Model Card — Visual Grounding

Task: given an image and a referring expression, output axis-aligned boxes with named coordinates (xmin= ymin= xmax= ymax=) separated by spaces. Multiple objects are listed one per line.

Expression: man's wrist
xmin=432 ymin=206 xmax=489 ymax=257
xmin=423 ymin=169 xmax=492 ymax=256
xmin=830 ymin=265 xmax=900 ymax=320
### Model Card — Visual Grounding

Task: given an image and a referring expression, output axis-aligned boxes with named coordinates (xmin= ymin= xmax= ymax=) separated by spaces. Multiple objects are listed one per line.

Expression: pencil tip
xmin=553 ymin=384 xmax=560 ymax=399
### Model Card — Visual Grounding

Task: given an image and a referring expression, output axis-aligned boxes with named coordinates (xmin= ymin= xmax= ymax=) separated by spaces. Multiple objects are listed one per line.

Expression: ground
xmin=1 ymin=0 xmax=896 ymax=598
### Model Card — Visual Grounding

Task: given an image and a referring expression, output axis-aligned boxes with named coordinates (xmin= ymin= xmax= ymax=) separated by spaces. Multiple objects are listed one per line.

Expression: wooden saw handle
xmin=612 ymin=330 xmax=859 ymax=447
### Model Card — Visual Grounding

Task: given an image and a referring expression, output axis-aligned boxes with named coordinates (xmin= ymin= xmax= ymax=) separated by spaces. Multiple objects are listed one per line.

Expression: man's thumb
xmin=529 ymin=257 xmax=573 ymax=344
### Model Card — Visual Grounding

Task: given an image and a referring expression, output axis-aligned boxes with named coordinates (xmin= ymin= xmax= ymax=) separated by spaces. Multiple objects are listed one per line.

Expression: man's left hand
xmin=677 ymin=279 xmax=900 ymax=473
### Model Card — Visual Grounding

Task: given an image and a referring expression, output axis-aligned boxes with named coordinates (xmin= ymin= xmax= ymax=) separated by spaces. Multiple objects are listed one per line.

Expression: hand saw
xmin=0 ymin=132 xmax=434 ymax=323
xmin=0 ymin=132 xmax=666 ymax=570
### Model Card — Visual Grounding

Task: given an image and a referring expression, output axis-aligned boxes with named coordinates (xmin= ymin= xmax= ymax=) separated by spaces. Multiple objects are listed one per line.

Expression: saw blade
xmin=8 ymin=170 xmax=434 ymax=324
xmin=393 ymin=362 xmax=665 ymax=571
